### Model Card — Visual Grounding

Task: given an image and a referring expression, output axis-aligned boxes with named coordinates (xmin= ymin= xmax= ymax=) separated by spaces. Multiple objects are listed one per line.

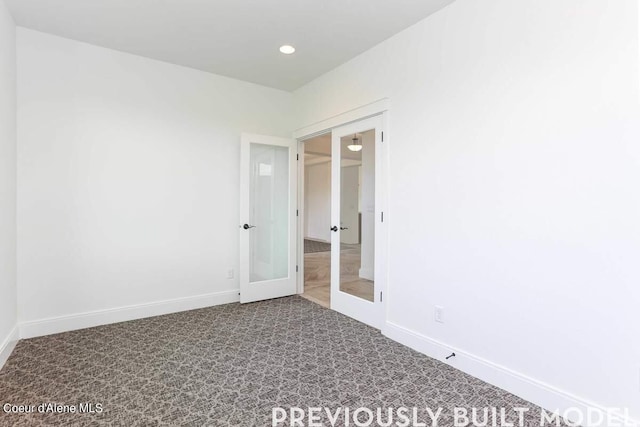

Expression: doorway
xmin=300 ymin=133 xmax=332 ymax=307
xmin=239 ymin=104 xmax=388 ymax=329
xmin=297 ymin=114 xmax=385 ymax=329
xmin=300 ymin=130 xmax=375 ymax=307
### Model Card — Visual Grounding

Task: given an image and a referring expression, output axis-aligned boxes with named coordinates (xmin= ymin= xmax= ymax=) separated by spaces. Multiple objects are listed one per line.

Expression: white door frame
xmin=294 ymin=98 xmax=389 ymax=327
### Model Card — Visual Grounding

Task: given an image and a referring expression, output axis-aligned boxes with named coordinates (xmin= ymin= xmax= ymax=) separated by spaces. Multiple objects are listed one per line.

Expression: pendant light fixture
xmin=347 ymin=133 xmax=363 ymax=152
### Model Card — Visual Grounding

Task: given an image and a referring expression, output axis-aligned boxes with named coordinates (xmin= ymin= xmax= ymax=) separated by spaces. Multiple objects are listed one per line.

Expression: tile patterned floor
xmin=0 ymin=297 xmax=566 ymax=426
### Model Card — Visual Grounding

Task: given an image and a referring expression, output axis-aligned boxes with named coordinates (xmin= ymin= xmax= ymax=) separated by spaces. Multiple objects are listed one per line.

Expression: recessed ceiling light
xmin=279 ymin=45 xmax=296 ymax=55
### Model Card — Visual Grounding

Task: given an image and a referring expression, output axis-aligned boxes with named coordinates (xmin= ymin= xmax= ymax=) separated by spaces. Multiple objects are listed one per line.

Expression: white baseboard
xmin=359 ymin=267 xmax=374 ymax=281
xmin=383 ymin=321 xmax=639 ymax=427
xmin=304 ymin=237 xmax=331 ymax=244
xmin=20 ymin=289 xmax=240 ymax=339
xmin=0 ymin=325 xmax=19 ymax=371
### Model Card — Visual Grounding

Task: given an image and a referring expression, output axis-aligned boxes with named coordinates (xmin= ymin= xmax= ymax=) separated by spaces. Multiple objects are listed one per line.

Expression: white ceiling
xmin=5 ymin=0 xmax=455 ymax=91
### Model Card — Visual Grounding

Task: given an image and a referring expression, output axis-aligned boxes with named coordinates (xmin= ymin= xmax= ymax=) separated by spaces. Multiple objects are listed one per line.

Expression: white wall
xmin=17 ymin=29 xmax=294 ymax=332
xmin=304 ymin=161 xmax=331 ymax=242
xmin=0 ymin=0 xmax=18 ymax=364
xmin=340 ymin=165 xmax=359 ymax=244
xmin=294 ymin=0 xmax=640 ymax=421
xmin=9 ymin=1 xmax=640 ymax=421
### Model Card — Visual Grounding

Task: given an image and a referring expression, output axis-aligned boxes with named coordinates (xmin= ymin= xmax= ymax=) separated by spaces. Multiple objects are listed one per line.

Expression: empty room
xmin=0 ymin=0 xmax=639 ymax=426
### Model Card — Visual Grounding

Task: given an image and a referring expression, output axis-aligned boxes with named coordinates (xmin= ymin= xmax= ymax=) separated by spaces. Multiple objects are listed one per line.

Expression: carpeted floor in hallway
xmin=0 ymin=296 xmax=566 ymax=426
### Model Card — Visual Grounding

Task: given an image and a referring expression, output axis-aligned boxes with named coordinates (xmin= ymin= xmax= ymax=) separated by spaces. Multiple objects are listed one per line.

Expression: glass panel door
xmin=249 ymin=143 xmax=289 ymax=282
xmin=240 ymin=134 xmax=297 ymax=303
xmin=339 ymin=130 xmax=375 ymax=302
xmin=330 ymin=116 xmax=384 ymax=328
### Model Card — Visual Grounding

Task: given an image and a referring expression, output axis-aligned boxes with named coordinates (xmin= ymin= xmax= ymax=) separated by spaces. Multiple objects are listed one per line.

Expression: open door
xmin=330 ymin=115 xmax=385 ymax=328
xmin=240 ymin=133 xmax=297 ymax=303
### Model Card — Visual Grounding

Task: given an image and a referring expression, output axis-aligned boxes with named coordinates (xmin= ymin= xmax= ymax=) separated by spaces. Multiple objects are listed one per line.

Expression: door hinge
xmin=381 ymin=211 xmax=384 ymax=222
xmin=296 ymin=265 xmax=299 ymax=272
xmin=296 ymin=154 xmax=299 ymax=161
xmin=380 ymin=291 xmax=383 ymax=302
xmin=296 ymin=209 xmax=299 ymax=217
xmin=381 ymin=131 xmax=384 ymax=142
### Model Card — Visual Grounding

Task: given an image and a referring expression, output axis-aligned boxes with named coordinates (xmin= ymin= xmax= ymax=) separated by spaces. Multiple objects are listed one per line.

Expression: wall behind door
xmin=340 ymin=166 xmax=359 ymax=244
xmin=17 ymin=29 xmax=294 ymax=331
xmin=304 ymin=162 xmax=331 ymax=242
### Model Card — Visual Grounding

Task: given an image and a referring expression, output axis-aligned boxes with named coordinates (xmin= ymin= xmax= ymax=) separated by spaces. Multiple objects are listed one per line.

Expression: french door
xmin=239 ymin=133 xmax=297 ymax=303
xmin=330 ymin=115 xmax=385 ymax=329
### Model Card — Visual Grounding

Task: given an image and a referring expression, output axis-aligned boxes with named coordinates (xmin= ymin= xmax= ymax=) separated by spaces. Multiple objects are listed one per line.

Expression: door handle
xmin=340 ymin=226 xmax=349 ymax=230
xmin=242 ymin=224 xmax=256 ymax=230
xmin=330 ymin=226 xmax=338 ymax=232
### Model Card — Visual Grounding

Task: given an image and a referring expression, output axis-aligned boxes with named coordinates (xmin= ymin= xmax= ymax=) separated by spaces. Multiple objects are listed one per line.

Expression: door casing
xmin=294 ymin=99 xmax=389 ymax=328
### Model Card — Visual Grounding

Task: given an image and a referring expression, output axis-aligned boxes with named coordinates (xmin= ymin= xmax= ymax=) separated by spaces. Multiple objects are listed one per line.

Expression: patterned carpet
xmin=0 ymin=297 xmax=564 ymax=426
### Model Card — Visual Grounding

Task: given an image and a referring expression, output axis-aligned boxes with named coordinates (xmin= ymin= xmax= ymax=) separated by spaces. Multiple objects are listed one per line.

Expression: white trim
xmin=0 ymin=326 xmax=19 ymax=370
xmin=293 ymin=98 xmax=390 ymax=140
xmin=295 ymin=100 xmax=390 ymax=324
xmin=19 ymin=290 xmax=240 ymax=339
xmin=304 ymin=237 xmax=331 ymax=244
xmin=383 ymin=321 xmax=640 ymax=427
xmin=296 ymin=138 xmax=306 ymax=294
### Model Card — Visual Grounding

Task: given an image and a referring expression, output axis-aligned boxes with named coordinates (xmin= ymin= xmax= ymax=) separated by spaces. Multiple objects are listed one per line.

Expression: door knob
xmin=330 ymin=226 xmax=338 ymax=232
xmin=243 ymin=224 xmax=256 ymax=230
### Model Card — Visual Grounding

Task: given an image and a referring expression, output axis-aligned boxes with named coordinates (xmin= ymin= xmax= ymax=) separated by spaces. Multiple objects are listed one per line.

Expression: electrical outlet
xmin=227 ymin=269 xmax=234 ymax=279
xmin=435 ymin=306 xmax=444 ymax=323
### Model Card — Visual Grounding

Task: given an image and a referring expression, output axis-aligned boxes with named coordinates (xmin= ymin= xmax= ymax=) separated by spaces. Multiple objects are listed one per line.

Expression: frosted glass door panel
xmin=249 ymin=143 xmax=289 ymax=283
